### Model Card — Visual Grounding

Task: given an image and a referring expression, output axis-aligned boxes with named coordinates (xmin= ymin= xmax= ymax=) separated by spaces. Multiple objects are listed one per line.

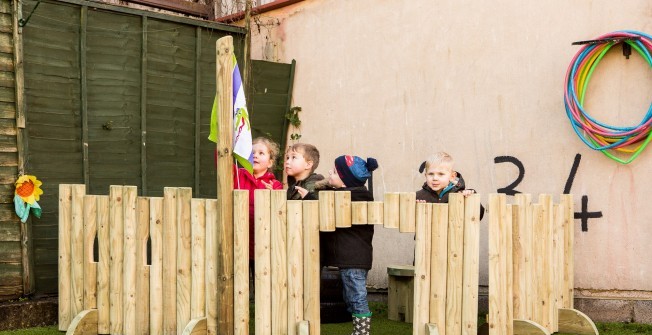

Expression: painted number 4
xmin=494 ymin=154 xmax=602 ymax=232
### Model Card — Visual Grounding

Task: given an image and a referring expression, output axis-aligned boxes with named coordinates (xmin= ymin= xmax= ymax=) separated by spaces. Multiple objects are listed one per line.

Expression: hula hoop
xmin=564 ymin=30 xmax=652 ymax=164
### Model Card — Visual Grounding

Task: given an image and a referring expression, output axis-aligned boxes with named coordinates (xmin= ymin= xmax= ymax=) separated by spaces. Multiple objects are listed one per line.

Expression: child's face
xmin=284 ymin=149 xmax=313 ymax=178
xmin=328 ymin=168 xmax=345 ymax=188
xmin=252 ymin=142 xmax=273 ymax=176
xmin=425 ymin=163 xmax=455 ymax=192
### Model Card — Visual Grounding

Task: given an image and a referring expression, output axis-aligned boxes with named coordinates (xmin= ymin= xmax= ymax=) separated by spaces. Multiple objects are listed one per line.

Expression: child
xmin=234 ymin=137 xmax=283 ymax=282
xmin=284 ymin=143 xmax=324 ymax=200
xmin=416 ymin=152 xmax=484 ymax=218
xmin=318 ymin=155 xmax=378 ymax=335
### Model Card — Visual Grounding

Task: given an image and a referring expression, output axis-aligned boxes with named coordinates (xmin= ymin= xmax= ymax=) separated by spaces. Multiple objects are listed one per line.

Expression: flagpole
xmin=215 ymin=35 xmax=235 ymax=335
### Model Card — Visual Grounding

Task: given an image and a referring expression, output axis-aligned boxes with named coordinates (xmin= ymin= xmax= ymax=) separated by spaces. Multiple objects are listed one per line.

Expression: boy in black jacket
xmin=318 ymin=155 xmax=378 ymax=335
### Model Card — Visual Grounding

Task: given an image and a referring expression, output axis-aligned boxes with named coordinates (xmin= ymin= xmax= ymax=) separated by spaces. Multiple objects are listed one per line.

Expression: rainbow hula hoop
xmin=564 ymin=30 xmax=652 ymax=164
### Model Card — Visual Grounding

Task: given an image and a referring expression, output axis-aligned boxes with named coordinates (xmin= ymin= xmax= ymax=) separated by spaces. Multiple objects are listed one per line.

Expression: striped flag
xmin=209 ymin=55 xmax=253 ymax=173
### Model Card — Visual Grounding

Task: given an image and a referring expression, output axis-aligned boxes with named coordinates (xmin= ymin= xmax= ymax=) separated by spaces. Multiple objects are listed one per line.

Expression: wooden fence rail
xmin=488 ymin=194 xmax=598 ymax=335
xmin=59 ymin=185 xmax=481 ymax=335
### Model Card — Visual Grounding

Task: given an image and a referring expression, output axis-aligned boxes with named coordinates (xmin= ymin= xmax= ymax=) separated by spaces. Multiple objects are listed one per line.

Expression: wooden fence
xmin=59 ymin=185 xmax=482 ymax=335
xmin=487 ymin=194 xmax=598 ymax=335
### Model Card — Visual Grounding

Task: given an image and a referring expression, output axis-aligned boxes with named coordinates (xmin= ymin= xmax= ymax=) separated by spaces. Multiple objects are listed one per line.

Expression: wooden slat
xmin=429 ymin=204 xmax=448 ymax=334
xmin=515 ymin=194 xmax=533 ymax=319
xmin=177 ymin=188 xmax=192 ymax=335
xmin=71 ymin=185 xmax=86 ymax=319
xmin=58 ymin=184 xmax=72 ymax=331
xmin=271 ymin=190 xmax=288 ymax=335
xmin=488 ymin=194 xmax=505 ymax=335
xmin=399 ymin=192 xmax=416 ymax=233
xmin=318 ymin=191 xmax=335 ymax=232
xmin=109 ymin=185 xmax=124 ymax=334
xmin=136 ymin=197 xmax=151 ymax=335
xmin=351 ymin=202 xmax=367 ymax=225
xmin=445 ymin=193 xmax=464 ymax=335
xmin=531 ymin=203 xmax=544 ymax=328
xmin=505 ymin=205 xmax=514 ymax=335
xmin=150 ymin=197 xmax=164 ymax=335
xmin=383 ymin=193 xmax=400 ymax=229
xmin=334 ymin=191 xmax=351 ymax=228
xmin=83 ymin=195 xmax=97 ymax=310
xmin=123 ymin=186 xmax=138 ymax=335
xmin=413 ymin=202 xmax=431 ymax=335
xmin=462 ymin=194 xmax=481 ymax=335
xmin=233 ymin=191 xmax=248 ymax=335
xmin=560 ymin=194 xmax=574 ymax=309
xmin=287 ymin=200 xmax=303 ymax=335
xmin=539 ymin=194 xmax=554 ymax=332
xmin=367 ymin=201 xmax=383 ymax=225
xmin=255 ymin=189 xmax=272 ymax=335
xmin=191 ymin=199 xmax=207 ymax=319
xmin=205 ymin=199 xmax=218 ymax=335
xmin=302 ymin=200 xmax=320 ymax=335
xmin=162 ymin=187 xmax=178 ymax=335
xmin=511 ymin=203 xmax=524 ymax=320
xmin=97 ymin=195 xmax=110 ymax=334
xmin=553 ymin=204 xmax=564 ymax=313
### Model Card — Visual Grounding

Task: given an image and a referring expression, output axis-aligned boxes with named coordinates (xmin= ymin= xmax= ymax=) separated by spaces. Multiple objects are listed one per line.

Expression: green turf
xmin=2 ymin=303 xmax=652 ymax=335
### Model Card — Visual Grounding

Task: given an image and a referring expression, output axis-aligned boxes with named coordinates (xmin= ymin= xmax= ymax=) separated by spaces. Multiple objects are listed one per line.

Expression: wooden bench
xmin=387 ymin=265 xmax=415 ymax=323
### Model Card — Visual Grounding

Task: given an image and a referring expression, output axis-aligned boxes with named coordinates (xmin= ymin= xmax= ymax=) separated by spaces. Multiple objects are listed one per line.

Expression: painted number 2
xmin=494 ymin=154 xmax=602 ymax=232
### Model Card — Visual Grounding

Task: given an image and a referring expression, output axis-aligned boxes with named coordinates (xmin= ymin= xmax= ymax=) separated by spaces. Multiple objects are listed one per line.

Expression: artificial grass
xmin=2 ymin=304 xmax=652 ymax=335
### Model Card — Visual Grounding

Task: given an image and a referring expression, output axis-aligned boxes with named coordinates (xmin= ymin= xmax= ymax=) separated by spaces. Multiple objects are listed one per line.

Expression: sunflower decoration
xmin=14 ymin=175 xmax=43 ymax=223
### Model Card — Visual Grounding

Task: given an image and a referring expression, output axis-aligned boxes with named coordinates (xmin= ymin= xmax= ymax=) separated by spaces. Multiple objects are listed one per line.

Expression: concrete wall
xmin=244 ymin=0 xmax=652 ymax=305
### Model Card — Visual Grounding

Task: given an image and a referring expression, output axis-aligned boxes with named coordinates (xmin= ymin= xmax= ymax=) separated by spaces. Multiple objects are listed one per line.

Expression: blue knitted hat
xmin=334 ymin=155 xmax=379 ymax=187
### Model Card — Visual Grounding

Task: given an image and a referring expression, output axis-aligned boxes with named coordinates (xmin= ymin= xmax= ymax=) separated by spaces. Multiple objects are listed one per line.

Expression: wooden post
xmin=58 ymin=184 xmax=72 ymax=331
xmin=560 ymin=194 xmax=574 ymax=309
xmin=163 ymin=188 xmax=178 ymax=335
xmin=287 ymin=201 xmax=304 ymax=335
xmin=109 ymin=185 xmax=125 ymax=334
xmin=334 ymin=191 xmax=352 ymax=228
xmin=383 ymin=193 xmax=400 ymax=229
xmin=177 ymin=188 xmax=193 ymax=334
xmin=445 ymin=193 xmax=464 ymax=335
xmin=319 ymin=191 xmax=335 ymax=231
xmin=302 ymin=201 xmax=320 ymax=335
xmin=82 ymin=195 xmax=98 ymax=310
xmin=488 ymin=194 xmax=505 ymax=335
xmin=191 ymin=199 xmax=207 ymax=320
xmin=399 ymin=192 xmax=416 ymax=233
xmin=97 ymin=195 xmax=110 ymax=334
xmin=71 ymin=185 xmax=86 ymax=320
xmin=136 ymin=197 xmax=151 ymax=335
xmin=255 ymin=190 xmax=272 ymax=335
xmin=429 ymin=204 xmax=448 ymax=333
xmin=413 ymin=202 xmax=432 ymax=335
xmin=233 ymin=191 xmax=249 ymax=335
xmin=216 ymin=35 xmax=235 ymax=335
xmin=123 ymin=186 xmax=138 ymax=335
xmin=205 ymin=199 xmax=219 ymax=335
xmin=150 ymin=197 xmax=164 ymax=335
xmin=367 ymin=202 xmax=383 ymax=225
xmin=462 ymin=194 xmax=481 ymax=335
xmin=271 ymin=190 xmax=288 ymax=335
xmin=351 ymin=202 xmax=367 ymax=225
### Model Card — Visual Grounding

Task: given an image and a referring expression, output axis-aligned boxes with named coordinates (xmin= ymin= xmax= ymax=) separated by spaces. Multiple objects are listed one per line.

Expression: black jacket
xmin=415 ymin=172 xmax=484 ymax=220
xmin=319 ymin=186 xmax=374 ymax=270
xmin=286 ymin=173 xmax=325 ymax=200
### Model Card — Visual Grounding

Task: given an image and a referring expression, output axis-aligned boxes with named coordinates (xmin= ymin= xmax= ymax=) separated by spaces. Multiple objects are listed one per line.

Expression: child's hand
xmin=416 ymin=199 xmax=426 ymax=203
xmin=295 ymin=186 xmax=309 ymax=198
xmin=260 ymin=180 xmax=274 ymax=190
xmin=459 ymin=189 xmax=476 ymax=197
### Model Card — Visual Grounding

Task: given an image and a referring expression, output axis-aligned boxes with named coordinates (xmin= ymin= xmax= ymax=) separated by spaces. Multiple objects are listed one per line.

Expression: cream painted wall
xmin=246 ymin=0 xmax=652 ymax=296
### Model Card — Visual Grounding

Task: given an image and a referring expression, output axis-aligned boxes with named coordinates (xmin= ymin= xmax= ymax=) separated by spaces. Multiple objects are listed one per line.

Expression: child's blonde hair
xmin=287 ymin=143 xmax=320 ymax=172
xmin=253 ymin=137 xmax=280 ymax=164
xmin=423 ymin=152 xmax=455 ymax=173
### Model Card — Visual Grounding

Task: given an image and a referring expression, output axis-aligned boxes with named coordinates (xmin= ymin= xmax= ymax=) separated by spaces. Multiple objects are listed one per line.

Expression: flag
xmin=209 ymin=55 xmax=254 ymax=173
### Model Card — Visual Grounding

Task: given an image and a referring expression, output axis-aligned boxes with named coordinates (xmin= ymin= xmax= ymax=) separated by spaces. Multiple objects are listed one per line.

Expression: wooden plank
xmin=177 ymin=188 xmax=192 ymax=335
xmin=97 ymin=196 xmax=110 ymax=334
xmin=302 ymin=200 xmax=320 ymax=335
xmin=445 ymin=193 xmax=464 ymax=335
xmin=205 ymin=199 xmax=218 ymax=335
xmin=271 ymin=190 xmax=288 ymax=335
xmin=58 ymin=184 xmax=72 ymax=331
xmin=191 ymin=198 xmax=207 ymax=319
xmin=553 ymin=204 xmax=564 ymax=314
xmin=71 ymin=185 xmax=86 ymax=319
xmin=505 ymin=205 xmax=514 ymax=335
xmin=136 ymin=197 xmax=150 ymax=335
xmin=334 ymin=191 xmax=351 ymax=228
xmin=413 ymin=202 xmax=431 ymax=335
xmin=150 ymin=197 xmax=164 ymax=335
xmin=462 ymin=194 xmax=481 ymax=335
xmin=123 ymin=186 xmax=138 ymax=335
xmin=488 ymin=194 xmax=505 ymax=335
xmin=255 ymin=189 xmax=272 ymax=335
xmin=429 ymin=204 xmax=448 ymax=334
xmin=351 ymin=201 xmax=367 ymax=225
xmin=216 ymin=36 xmax=235 ymax=335
xmin=383 ymin=193 xmax=400 ymax=229
xmin=287 ymin=200 xmax=303 ymax=335
xmin=82 ymin=195 xmax=97 ymax=310
xmin=531 ymin=204 xmax=544 ymax=329
xmin=233 ymin=191 xmax=248 ymax=335
xmin=515 ymin=194 xmax=533 ymax=320
xmin=109 ymin=186 xmax=124 ymax=334
xmin=511 ymin=204 xmax=524 ymax=320
xmin=367 ymin=201 xmax=383 ymax=225
xmin=163 ymin=188 xmax=178 ymax=335
xmin=318 ymin=191 xmax=335 ymax=232
xmin=539 ymin=194 xmax=554 ymax=332
xmin=399 ymin=192 xmax=416 ymax=233
xmin=560 ymin=194 xmax=574 ymax=309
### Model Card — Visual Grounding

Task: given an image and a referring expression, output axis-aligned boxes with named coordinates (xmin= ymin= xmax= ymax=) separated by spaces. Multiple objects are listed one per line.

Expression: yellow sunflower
xmin=15 ymin=175 xmax=43 ymax=205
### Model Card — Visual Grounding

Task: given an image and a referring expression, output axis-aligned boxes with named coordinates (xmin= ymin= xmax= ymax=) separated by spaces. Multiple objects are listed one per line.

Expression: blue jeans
xmin=340 ymin=268 xmax=370 ymax=315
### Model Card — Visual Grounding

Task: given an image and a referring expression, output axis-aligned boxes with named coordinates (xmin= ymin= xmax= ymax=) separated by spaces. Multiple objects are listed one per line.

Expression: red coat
xmin=234 ymin=167 xmax=283 ymax=260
